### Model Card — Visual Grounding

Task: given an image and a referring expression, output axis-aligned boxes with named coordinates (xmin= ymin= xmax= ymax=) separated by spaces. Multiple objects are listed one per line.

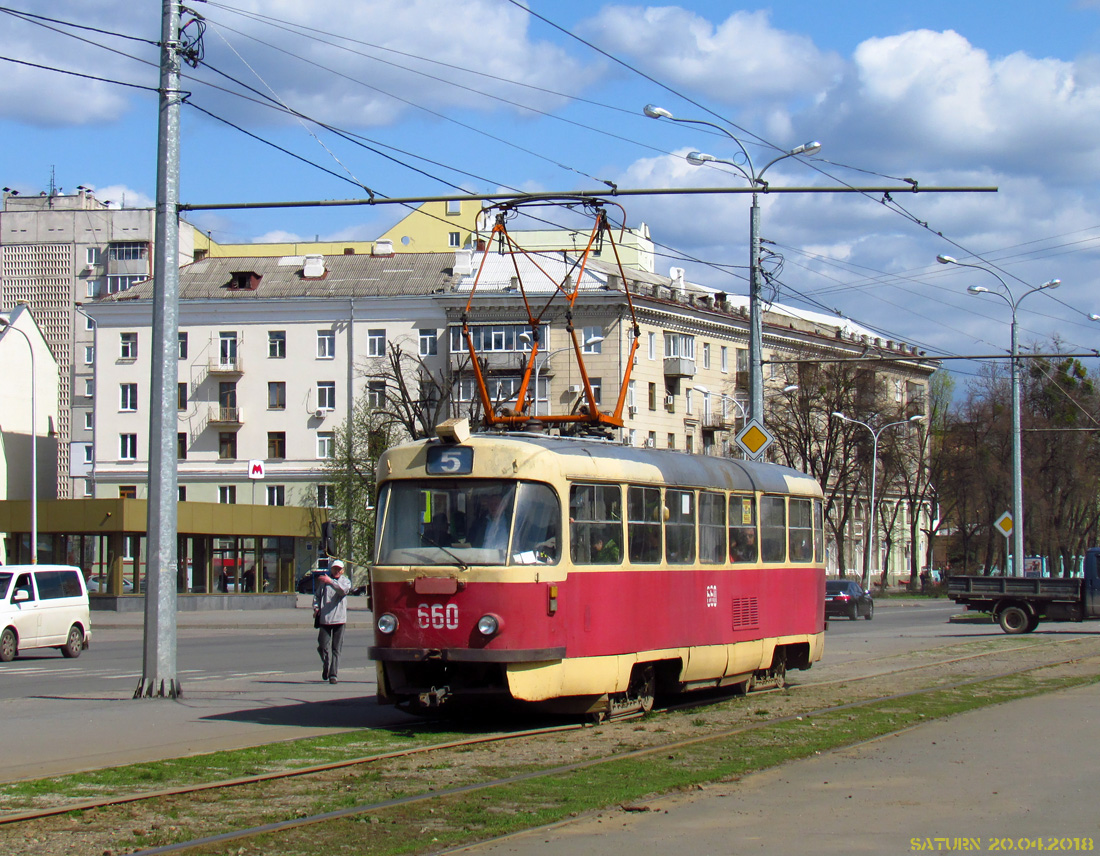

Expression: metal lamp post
xmin=833 ymin=412 xmax=924 ymax=588
xmin=643 ymin=105 xmax=819 ymax=424
xmin=937 ymin=255 xmax=1060 ymax=576
xmin=0 ymin=317 xmax=37 ymax=564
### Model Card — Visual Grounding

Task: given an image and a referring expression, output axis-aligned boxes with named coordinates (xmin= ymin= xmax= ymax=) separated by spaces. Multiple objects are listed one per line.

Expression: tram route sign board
xmin=735 ymin=419 xmax=774 ymax=460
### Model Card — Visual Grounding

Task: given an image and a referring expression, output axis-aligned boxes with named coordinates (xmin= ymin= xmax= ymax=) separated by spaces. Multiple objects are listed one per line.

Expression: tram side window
xmin=760 ymin=496 xmax=786 ymax=563
xmin=814 ymin=499 xmax=825 ymax=563
xmin=789 ymin=498 xmax=814 ymax=562
xmin=665 ymin=489 xmax=696 ymax=564
xmin=699 ymin=492 xmax=725 ymax=564
xmin=627 ymin=485 xmax=662 ymax=563
xmin=729 ymin=495 xmax=757 ymax=563
xmin=570 ymin=483 xmax=622 ymax=565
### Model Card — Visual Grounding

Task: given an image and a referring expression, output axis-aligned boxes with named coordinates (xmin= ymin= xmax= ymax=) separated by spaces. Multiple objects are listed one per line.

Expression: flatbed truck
xmin=947 ymin=547 xmax=1100 ymax=634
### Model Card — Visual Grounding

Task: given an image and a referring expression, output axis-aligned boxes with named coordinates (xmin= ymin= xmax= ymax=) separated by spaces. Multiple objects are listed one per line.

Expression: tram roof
xmin=386 ymin=433 xmax=821 ymax=498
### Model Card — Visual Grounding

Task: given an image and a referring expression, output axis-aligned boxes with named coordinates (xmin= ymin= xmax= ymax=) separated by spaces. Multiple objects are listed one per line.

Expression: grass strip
xmin=168 ymin=669 xmax=1099 ymax=856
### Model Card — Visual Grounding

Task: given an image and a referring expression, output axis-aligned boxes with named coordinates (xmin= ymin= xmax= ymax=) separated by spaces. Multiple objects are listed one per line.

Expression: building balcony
xmin=208 ymin=357 xmax=244 ymax=376
xmin=208 ymin=406 xmax=243 ymax=427
xmin=663 ymin=357 xmax=695 ymax=378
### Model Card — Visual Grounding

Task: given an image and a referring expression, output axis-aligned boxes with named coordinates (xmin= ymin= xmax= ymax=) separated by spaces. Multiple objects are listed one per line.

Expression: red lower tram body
xmin=369 ymin=564 xmax=825 ymax=716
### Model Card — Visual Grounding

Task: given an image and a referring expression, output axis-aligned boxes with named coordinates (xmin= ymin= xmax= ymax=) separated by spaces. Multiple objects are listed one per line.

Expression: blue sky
xmin=2 ymin=1 xmax=1100 ymax=386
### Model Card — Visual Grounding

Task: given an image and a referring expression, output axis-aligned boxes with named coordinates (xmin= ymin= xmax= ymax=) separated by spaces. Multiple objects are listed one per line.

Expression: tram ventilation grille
xmin=731 ymin=596 xmax=759 ymax=630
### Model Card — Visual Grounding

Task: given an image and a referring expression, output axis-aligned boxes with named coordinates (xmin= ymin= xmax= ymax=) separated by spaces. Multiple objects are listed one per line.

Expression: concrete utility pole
xmin=136 ymin=0 xmax=183 ymax=699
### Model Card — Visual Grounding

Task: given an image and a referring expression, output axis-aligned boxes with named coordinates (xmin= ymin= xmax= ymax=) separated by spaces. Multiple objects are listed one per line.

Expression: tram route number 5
xmin=418 ymin=602 xmax=460 ymax=629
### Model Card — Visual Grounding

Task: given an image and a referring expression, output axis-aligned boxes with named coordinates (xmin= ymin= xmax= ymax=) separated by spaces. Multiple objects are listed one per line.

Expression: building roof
xmin=95 ymin=251 xmax=460 ymax=302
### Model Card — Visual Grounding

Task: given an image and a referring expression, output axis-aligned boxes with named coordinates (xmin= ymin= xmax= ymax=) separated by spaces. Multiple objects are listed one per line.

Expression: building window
xmin=120 ymin=383 xmax=138 ymax=412
xmin=83 ymin=412 xmax=93 ymax=431
xmin=450 ymin=323 xmax=548 ymax=354
xmin=86 ymin=279 xmax=98 ymax=298
xmin=628 ymin=380 xmax=636 ymax=408
xmin=107 ymin=275 xmax=144 ymax=294
xmin=267 ymin=431 xmax=286 ymax=459
xmin=582 ymin=326 xmax=603 ymax=353
xmin=268 ymin=330 xmax=286 ymax=359
xmin=446 ymin=199 xmax=461 ymax=215
xmin=219 ymin=485 xmax=236 ymax=504
xmin=108 ymin=242 xmax=147 ymax=261
xmin=367 ymin=380 xmax=386 ymax=409
xmin=736 ymin=347 xmax=748 ymax=374
xmin=367 ymin=328 xmax=386 ymax=357
xmin=419 ymin=329 xmax=438 ymax=357
xmin=84 ymin=479 xmax=93 ymax=498
xmin=317 ymin=432 xmax=335 ymax=459
xmin=702 ymin=342 xmax=711 ymax=370
xmin=219 ymin=332 xmax=238 ymax=369
xmin=119 ymin=485 xmax=137 ymax=499
xmin=83 ymin=345 xmax=94 ymax=365
xmin=178 ymin=486 xmax=186 ymax=502
xmin=266 ymin=485 xmax=286 ymax=506
xmin=317 ymin=381 xmax=336 ymax=411
xmin=219 ymin=381 xmax=237 ymax=419
xmin=177 ymin=433 xmax=187 ymax=460
xmin=219 ymin=432 xmax=237 ymax=460
xmin=648 ymin=382 xmax=657 ymax=411
xmin=120 ymin=332 xmax=137 ymax=360
xmin=84 ymin=379 xmax=94 ymax=397
xmin=647 ymin=431 xmax=656 ymax=448
xmin=177 ymin=382 xmax=187 ymax=411
xmin=268 ymin=381 xmax=286 ymax=410
xmin=667 ymin=433 xmax=676 ymax=450
xmin=648 ymin=332 xmax=656 ymax=360
xmin=665 ymin=332 xmax=695 ymax=359
xmin=178 ymin=332 xmax=188 ymax=360
xmin=686 ymin=434 xmax=695 ymax=454
xmin=317 ymin=484 xmax=334 ymax=508
xmin=448 ymin=231 xmax=461 ymax=248
xmin=119 ymin=433 xmax=137 ymax=460
xmin=720 ymin=345 xmax=728 ymax=373
xmin=317 ymin=329 xmax=335 ymax=359
xmin=589 ymin=377 xmax=603 ymax=405
xmin=86 ymin=247 xmax=101 ymax=265
xmin=686 ymin=389 xmax=694 ymax=415
xmin=83 ymin=444 xmax=93 ymax=465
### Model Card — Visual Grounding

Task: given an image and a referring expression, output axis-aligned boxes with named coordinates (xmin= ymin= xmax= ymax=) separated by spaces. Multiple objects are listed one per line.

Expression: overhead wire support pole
xmin=136 ymin=0 xmax=184 ymax=700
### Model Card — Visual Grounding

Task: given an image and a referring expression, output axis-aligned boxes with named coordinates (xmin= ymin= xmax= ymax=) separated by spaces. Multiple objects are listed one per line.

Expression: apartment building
xmin=83 ymin=249 xmax=453 ymax=505
xmin=0 ymin=188 xmax=196 ymax=498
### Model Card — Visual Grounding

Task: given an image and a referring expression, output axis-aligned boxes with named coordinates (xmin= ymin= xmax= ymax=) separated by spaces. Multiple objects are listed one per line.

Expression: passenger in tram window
xmin=730 ymin=529 xmax=757 ymax=563
xmin=591 ymin=526 xmax=621 ymax=564
xmin=469 ymin=493 xmax=510 ymax=549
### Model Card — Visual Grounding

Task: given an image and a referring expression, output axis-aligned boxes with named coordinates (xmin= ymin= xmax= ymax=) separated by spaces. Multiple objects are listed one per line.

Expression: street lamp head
xmin=782 ymin=384 xmax=799 ymax=393
xmin=1090 ymin=314 xmax=1100 ymax=322
xmin=936 ymin=254 xmax=957 ymax=265
xmin=908 ymin=414 xmax=925 ymax=422
xmin=967 ymin=285 xmax=989 ymax=295
xmin=584 ymin=335 xmax=605 ymax=346
xmin=686 ymin=151 xmax=715 ymax=166
xmin=1041 ymin=279 xmax=1061 ymax=290
xmin=790 ymin=141 xmax=822 ymax=156
xmin=831 ymin=411 xmax=847 ymax=420
xmin=643 ymin=104 xmax=673 ymax=120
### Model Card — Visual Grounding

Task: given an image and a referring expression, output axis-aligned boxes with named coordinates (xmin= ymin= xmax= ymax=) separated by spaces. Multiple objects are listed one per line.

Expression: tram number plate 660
xmin=417 ymin=603 xmax=459 ymax=630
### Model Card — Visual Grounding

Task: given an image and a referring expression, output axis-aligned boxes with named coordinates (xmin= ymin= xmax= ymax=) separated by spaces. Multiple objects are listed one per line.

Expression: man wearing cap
xmin=313 ymin=560 xmax=352 ymax=683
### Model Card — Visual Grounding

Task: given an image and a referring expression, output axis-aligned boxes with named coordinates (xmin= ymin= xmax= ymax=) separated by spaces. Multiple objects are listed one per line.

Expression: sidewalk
xmin=90 ymin=594 xmax=373 ymax=630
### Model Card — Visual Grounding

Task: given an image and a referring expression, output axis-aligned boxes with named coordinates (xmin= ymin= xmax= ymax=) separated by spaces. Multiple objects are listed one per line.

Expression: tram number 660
xmin=417 ymin=603 xmax=459 ymax=630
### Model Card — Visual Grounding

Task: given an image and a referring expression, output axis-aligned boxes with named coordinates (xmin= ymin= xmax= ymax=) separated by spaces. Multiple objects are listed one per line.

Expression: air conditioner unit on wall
xmin=627 ymin=405 xmax=637 ymax=417
xmin=314 ymin=409 xmax=326 ymax=419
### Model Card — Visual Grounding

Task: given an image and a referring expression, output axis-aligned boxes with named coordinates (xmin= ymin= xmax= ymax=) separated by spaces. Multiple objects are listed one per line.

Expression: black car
xmin=825 ymin=579 xmax=874 ymax=620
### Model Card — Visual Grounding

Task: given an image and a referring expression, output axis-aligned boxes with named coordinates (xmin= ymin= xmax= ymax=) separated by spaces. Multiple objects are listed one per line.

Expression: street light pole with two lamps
xmin=644 ymin=104 xmax=820 ymax=425
xmin=832 ymin=411 xmax=924 ymax=589
xmin=936 ymin=255 xmax=1060 ymax=577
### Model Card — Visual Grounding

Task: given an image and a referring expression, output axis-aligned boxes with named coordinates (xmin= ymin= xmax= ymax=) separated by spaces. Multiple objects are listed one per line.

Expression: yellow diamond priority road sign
xmin=735 ymin=419 xmax=774 ymax=459
xmin=994 ymin=511 xmax=1013 ymax=538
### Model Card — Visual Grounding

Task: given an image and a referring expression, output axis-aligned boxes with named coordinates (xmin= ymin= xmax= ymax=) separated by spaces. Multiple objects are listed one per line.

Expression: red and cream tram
xmin=368 ymin=427 xmax=826 ymax=717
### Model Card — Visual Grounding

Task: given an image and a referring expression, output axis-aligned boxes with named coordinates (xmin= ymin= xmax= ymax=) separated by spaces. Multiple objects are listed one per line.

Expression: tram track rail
xmin=3 ymin=635 xmax=1100 ymax=856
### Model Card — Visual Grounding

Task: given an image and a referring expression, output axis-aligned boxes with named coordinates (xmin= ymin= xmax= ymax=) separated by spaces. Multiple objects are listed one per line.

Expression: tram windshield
xmin=376 ymin=479 xmax=560 ymax=567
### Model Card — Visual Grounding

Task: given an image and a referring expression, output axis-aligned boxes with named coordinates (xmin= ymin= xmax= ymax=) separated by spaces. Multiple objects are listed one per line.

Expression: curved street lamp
xmin=832 ymin=412 xmax=924 ymax=588
xmin=936 ymin=255 xmax=1060 ymax=577
xmin=519 ymin=333 xmax=604 ymax=417
xmin=0 ymin=316 xmax=37 ymax=564
xmin=644 ymin=104 xmax=820 ymax=425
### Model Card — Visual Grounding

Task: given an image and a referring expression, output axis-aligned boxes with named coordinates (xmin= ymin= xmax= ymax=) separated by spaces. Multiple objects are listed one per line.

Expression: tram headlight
xmin=376 ymin=613 xmax=399 ymax=635
xmin=476 ymin=613 xmax=502 ymax=637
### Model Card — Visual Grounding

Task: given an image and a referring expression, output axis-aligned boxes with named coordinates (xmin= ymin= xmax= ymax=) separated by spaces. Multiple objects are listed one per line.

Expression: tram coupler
xmin=419 ymin=686 xmax=451 ymax=708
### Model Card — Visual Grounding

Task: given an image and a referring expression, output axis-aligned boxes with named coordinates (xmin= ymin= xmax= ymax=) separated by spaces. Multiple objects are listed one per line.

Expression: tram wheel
xmin=629 ymin=664 xmax=657 ymax=714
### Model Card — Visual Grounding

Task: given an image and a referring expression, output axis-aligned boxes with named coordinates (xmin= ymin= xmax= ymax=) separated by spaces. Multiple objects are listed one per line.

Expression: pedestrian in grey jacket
xmin=313 ymin=560 xmax=351 ymax=683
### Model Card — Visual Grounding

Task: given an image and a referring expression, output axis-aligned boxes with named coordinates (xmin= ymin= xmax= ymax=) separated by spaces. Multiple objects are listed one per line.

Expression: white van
xmin=0 ymin=565 xmax=92 ymax=662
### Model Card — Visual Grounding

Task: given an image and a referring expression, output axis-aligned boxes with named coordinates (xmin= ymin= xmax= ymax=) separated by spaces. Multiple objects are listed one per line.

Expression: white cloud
xmin=577 ymin=6 xmax=843 ymax=104
xmin=90 ymin=184 xmax=155 ymax=208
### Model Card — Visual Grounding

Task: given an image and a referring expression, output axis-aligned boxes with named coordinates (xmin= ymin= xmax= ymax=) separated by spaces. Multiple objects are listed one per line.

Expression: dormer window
xmin=228 ymin=271 xmax=261 ymax=290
